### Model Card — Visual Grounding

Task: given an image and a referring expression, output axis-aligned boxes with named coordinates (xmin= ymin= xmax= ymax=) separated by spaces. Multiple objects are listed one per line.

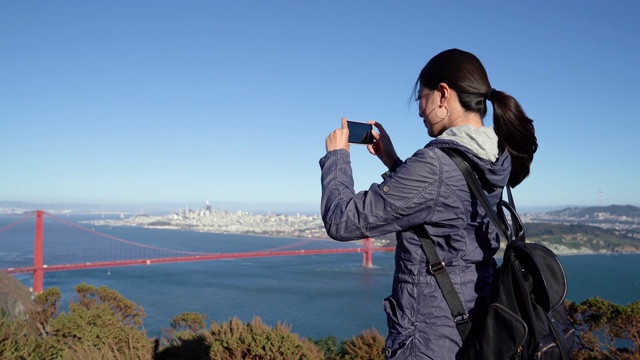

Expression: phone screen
xmin=347 ymin=121 xmax=373 ymax=144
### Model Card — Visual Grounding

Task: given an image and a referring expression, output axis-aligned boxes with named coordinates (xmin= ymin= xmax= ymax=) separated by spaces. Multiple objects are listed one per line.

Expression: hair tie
xmin=486 ymin=88 xmax=496 ymax=101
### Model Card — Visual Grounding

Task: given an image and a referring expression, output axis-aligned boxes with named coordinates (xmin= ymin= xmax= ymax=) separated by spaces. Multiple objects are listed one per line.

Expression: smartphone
xmin=347 ymin=120 xmax=374 ymax=144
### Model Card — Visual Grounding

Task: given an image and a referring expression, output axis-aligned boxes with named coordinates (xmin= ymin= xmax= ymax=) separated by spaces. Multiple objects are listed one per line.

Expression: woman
xmin=320 ymin=49 xmax=537 ymax=359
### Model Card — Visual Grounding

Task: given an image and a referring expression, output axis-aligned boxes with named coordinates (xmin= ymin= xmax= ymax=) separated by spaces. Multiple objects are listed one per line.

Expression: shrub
xmin=339 ymin=328 xmax=385 ymax=360
xmin=74 ymin=283 xmax=146 ymax=328
xmin=171 ymin=311 xmax=208 ymax=335
xmin=40 ymin=284 xmax=153 ymax=359
xmin=0 ymin=317 xmax=43 ymax=359
xmin=567 ymin=297 xmax=640 ymax=359
xmin=29 ymin=286 xmax=61 ymax=336
xmin=207 ymin=316 xmax=323 ymax=360
xmin=313 ymin=335 xmax=341 ymax=360
xmin=156 ymin=315 xmax=323 ymax=360
xmin=155 ymin=311 xmax=210 ymax=355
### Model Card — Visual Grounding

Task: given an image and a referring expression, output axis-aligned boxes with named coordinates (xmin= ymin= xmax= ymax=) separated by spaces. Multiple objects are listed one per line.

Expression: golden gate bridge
xmin=0 ymin=210 xmax=395 ymax=293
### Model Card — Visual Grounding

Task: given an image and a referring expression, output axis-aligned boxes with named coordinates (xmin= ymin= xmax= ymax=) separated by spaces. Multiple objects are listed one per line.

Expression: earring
xmin=434 ymin=105 xmax=449 ymax=120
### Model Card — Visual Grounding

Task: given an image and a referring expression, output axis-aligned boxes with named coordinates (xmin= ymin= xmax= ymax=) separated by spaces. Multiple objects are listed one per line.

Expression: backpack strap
xmin=415 ymin=226 xmax=472 ymax=339
xmin=416 ymin=147 xmax=513 ymax=340
xmin=440 ymin=148 xmax=511 ymax=241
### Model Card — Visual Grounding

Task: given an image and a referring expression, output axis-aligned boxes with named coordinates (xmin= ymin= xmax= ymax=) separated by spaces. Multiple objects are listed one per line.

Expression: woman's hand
xmin=368 ymin=120 xmax=399 ymax=169
xmin=325 ymin=117 xmax=350 ymax=152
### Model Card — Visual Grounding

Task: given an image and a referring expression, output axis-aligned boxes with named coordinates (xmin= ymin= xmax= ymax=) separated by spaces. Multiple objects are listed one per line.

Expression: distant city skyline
xmin=2 ymin=2 xmax=639 ymax=209
xmin=1 ymin=199 xmax=636 ymax=217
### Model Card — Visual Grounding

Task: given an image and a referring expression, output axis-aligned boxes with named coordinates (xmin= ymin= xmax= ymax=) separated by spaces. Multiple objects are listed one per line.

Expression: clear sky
xmin=1 ymin=1 xmax=639 ymax=212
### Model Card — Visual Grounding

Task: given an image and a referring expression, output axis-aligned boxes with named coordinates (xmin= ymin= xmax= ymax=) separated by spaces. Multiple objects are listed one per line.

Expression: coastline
xmin=83 ymin=210 xmax=329 ymax=240
xmin=141 ymin=224 xmax=338 ymax=243
xmin=81 ymin=214 xmax=639 ymax=257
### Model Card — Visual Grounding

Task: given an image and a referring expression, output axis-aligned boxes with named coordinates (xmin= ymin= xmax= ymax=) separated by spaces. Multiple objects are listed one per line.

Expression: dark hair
xmin=414 ymin=48 xmax=537 ymax=187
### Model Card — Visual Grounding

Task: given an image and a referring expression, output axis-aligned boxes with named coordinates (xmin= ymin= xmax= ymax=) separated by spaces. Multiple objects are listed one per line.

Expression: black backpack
xmin=418 ymin=148 xmax=575 ymax=359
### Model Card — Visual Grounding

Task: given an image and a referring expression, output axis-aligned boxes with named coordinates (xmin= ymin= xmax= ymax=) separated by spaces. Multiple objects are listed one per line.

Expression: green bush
xmin=155 ymin=311 xmax=211 ymax=357
xmin=313 ymin=335 xmax=341 ymax=360
xmin=207 ymin=316 xmax=323 ymax=360
xmin=5 ymin=284 xmax=154 ymax=359
xmin=0 ymin=317 xmax=44 ymax=359
xmin=45 ymin=302 xmax=153 ymax=359
xmin=30 ymin=286 xmax=61 ymax=335
xmin=339 ymin=328 xmax=385 ymax=360
xmin=74 ymin=283 xmax=146 ymax=328
xmin=567 ymin=297 xmax=640 ymax=359
xmin=13 ymin=279 xmax=640 ymax=360
xmin=171 ymin=311 xmax=208 ymax=336
xmin=156 ymin=315 xmax=323 ymax=360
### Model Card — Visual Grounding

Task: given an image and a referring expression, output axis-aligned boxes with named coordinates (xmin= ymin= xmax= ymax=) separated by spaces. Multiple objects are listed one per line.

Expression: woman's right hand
xmin=367 ymin=121 xmax=399 ymax=169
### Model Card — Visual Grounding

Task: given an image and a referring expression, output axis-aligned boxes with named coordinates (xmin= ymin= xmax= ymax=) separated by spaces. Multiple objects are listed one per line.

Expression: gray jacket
xmin=319 ymin=127 xmax=510 ymax=359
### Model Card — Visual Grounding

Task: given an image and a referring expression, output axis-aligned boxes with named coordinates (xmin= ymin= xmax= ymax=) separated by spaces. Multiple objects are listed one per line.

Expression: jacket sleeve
xmin=319 ymin=148 xmax=449 ymax=241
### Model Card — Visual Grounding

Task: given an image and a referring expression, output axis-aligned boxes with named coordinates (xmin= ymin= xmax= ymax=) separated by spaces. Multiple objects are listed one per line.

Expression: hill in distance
xmin=544 ymin=204 xmax=640 ymax=219
xmin=520 ymin=204 xmax=640 ymax=254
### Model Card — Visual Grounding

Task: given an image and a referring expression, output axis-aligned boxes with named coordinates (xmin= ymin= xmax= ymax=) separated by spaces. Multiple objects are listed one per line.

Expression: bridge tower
xmin=362 ymin=238 xmax=373 ymax=268
xmin=33 ymin=210 xmax=44 ymax=293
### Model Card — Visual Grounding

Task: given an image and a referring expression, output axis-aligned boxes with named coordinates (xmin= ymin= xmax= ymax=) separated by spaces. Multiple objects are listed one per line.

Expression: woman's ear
xmin=436 ymin=82 xmax=451 ymax=106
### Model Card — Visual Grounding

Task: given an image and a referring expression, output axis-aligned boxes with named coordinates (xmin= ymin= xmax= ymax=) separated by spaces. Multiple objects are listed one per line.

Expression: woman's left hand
xmin=325 ymin=117 xmax=350 ymax=152
xmin=368 ymin=120 xmax=398 ymax=169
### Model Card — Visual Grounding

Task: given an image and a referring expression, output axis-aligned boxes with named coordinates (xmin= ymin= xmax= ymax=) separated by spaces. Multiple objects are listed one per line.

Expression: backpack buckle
xmin=454 ymin=313 xmax=470 ymax=325
xmin=428 ymin=261 xmax=446 ymax=275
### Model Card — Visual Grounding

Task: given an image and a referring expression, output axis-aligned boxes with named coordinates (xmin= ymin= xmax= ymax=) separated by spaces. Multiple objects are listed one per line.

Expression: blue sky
xmin=1 ymin=1 xmax=639 ymax=212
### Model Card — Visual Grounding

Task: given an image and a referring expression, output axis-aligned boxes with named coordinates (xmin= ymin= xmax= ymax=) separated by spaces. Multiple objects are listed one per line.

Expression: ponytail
xmin=488 ymin=90 xmax=537 ymax=187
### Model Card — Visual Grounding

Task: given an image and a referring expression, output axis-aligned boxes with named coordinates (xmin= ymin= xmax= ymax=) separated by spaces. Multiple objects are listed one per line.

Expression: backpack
xmin=418 ymin=148 xmax=575 ymax=359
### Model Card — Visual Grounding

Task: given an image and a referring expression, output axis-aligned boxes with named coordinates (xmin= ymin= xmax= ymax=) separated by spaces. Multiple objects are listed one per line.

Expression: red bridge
xmin=1 ymin=210 xmax=395 ymax=293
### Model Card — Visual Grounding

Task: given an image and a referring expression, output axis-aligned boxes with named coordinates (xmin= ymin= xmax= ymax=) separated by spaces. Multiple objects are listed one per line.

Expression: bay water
xmin=1 ymin=214 xmax=639 ymax=341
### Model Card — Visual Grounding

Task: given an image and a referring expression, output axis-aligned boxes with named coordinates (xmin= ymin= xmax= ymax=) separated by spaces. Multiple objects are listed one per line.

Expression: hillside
xmin=381 ymin=205 xmax=640 ymax=255
xmin=545 ymin=204 xmax=640 ymax=220
xmin=524 ymin=223 xmax=640 ymax=254
xmin=517 ymin=204 xmax=640 ymax=253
